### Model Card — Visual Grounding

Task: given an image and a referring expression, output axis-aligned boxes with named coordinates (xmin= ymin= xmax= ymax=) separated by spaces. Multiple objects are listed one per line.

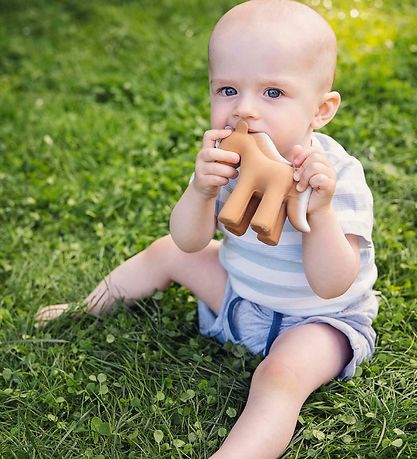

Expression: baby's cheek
xmin=273 ymin=139 xmax=293 ymax=161
xmin=210 ymin=106 xmax=227 ymax=129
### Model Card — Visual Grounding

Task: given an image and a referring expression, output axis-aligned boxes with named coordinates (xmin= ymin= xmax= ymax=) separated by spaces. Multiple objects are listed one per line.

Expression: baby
xmin=37 ymin=1 xmax=378 ymax=457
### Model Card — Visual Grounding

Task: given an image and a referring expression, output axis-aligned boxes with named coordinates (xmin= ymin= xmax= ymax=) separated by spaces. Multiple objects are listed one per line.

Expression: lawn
xmin=0 ymin=0 xmax=416 ymax=458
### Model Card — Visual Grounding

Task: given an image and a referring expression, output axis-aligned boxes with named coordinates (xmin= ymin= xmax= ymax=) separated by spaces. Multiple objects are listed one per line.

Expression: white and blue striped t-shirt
xmin=215 ymin=132 xmax=377 ymax=316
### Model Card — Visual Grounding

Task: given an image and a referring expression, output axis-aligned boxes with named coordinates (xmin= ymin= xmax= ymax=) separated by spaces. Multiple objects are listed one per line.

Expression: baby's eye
xmin=220 ymin=87 xmax=237 ymax=96
xmin=264 ymin=88 xmax=283 ymax=99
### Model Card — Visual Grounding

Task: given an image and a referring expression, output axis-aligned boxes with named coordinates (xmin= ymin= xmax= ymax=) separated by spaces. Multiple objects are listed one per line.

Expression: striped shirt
xmin=215 ymin=133 xmax=377 ymax=316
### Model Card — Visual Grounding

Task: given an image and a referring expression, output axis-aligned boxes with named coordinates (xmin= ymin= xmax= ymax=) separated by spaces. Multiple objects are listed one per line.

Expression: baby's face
xmin=209 ymin=31 xmax=325 ymax=160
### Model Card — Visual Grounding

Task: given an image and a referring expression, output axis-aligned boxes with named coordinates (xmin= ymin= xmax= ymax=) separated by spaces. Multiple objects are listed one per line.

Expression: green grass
xmin=0 ymin=0 xmax=416 ymax=457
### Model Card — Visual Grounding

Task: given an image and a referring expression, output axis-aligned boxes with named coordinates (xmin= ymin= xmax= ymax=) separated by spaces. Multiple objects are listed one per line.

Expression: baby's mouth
xmin=226 ymin=124 xmax=263 ymax=134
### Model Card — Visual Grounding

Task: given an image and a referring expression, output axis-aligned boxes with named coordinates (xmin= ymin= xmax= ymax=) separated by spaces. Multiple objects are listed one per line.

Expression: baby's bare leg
xmin=36 ymin=235 xmax=227 ymax=323
xmin=85 ymin=235 xmax=227 ymax=315
xmin=210 ymin=323 xmax=351 ymax=459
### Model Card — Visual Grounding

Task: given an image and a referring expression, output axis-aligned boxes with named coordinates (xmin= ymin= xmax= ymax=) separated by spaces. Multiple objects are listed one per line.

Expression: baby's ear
xmin=311 ymin=91 xmax=341 ymax=129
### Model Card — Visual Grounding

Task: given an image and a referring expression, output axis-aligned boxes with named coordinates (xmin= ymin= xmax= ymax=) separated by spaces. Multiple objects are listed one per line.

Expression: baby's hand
xmin=193 ymin=129 xmax=240 ymax=198
xmin=291 ymin=144 xmax=336 ymax=216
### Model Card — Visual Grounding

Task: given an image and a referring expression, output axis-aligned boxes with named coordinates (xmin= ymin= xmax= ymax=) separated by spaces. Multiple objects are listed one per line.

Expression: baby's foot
xmin=35 ymin=303 xmax=70 ymax=328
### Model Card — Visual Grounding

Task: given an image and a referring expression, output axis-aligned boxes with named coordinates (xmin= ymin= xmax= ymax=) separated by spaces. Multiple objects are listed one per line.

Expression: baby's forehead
xmin=211 ymin=21 xmax=306 ymax=54
xmin=209 ymin=1 xmax=337 ymax=89
xmin=210 ymin=22 xmax=323 ymax=75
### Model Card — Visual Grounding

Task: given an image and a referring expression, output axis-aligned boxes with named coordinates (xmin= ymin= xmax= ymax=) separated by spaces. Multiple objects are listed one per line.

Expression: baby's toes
xmin=35 ymin=304 xmax=69 ymax=328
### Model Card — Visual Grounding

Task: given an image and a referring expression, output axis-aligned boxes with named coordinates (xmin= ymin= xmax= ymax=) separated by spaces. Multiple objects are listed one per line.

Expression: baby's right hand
xmin=193 ymin=129 xmax=240 ymax=198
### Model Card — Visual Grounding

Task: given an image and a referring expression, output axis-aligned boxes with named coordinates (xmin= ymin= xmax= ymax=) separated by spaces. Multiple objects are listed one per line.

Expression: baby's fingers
xmin=35 ymin=304 xmax=69 ymax=328
xmin=199 ymin=147 xmax=240 ymax=165
xmin=294 ymin=158 xmax=335 ymax=192
xmin=291 ymin=145 xmax=309 ymax=168
xmin=197 ymin=161 xmax=238 ymax=179
xmin=202 ymin=128 xmax=233 ymax=148
xmin=207 ymin=161 xmax=239 ymax=178
xmin=308 ymin=173 xmax=333 ymax=192
xmin=200 ymin=174 xmax=230 ymax=188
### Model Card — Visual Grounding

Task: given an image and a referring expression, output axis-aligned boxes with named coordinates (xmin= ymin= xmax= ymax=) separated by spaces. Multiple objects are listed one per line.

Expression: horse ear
xmin=235 ymin=119 xmax=249 ymax=134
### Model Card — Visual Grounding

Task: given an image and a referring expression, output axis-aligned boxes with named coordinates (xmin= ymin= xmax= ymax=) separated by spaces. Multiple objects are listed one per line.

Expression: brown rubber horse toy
xmin=217 ymin=119 xmax=312 ymax=245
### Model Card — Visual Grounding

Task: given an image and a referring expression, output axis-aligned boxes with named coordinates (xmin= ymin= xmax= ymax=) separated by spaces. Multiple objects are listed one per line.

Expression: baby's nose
xmin=233 ymin=96 xmax=259 ymax=119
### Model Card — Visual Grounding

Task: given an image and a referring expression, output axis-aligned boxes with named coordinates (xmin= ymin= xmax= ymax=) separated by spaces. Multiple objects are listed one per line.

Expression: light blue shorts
xmin=198 ymin=281 xmax=378 ymax=380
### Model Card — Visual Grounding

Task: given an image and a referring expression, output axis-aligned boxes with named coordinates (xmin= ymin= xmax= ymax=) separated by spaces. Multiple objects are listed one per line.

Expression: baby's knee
xmin=252 ymin=355 xmax=306 ymax=398
xmin=146 ymin=234 xmax=183 ymax=266
xmin=147 ymin=234 xmax=176 ymax=257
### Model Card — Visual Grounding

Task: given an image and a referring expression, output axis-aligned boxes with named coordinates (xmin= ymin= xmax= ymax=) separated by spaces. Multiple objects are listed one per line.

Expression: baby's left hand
xmin=291 ymin=144 xmax=336 ymax=216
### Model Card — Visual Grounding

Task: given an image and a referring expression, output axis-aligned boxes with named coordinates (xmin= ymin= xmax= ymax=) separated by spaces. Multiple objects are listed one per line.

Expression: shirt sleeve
xmin=332 ymin=157 xmax=374 ymax=248
xmin=313 ymin=133 xmax=375 ymax=248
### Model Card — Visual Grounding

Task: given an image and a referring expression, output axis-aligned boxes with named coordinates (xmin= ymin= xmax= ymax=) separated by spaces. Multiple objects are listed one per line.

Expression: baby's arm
xmin=170 ymin=128 xmax=239 ymax=252
xmin=292 ymin=145 xmax=360 ymax=299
